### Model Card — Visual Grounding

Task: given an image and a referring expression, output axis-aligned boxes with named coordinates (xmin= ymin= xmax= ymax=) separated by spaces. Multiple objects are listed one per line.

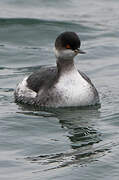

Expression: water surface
xmin=0 ymin=0 xmax=119 ymax=179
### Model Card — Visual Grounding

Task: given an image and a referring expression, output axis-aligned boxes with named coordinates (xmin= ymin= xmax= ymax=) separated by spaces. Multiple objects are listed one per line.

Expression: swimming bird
xmin=14 ymin=31 xmax=100 ymax=108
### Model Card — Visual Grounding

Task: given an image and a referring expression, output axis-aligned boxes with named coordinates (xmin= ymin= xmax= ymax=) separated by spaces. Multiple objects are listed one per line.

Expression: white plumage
xmin=55 ymin=67 xmax=97 ymax=107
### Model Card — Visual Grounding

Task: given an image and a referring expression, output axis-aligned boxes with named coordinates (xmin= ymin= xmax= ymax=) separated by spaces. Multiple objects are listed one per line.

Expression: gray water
xmin=0 ymin=0 xmax=119 ymax=179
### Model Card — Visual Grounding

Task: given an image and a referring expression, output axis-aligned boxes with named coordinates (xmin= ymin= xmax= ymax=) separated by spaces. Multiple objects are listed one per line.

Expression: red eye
xmin=66 ymin=44 xmax=71 ymax=49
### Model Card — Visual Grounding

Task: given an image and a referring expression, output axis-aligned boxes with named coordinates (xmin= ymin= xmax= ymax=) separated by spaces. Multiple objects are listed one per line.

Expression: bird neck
xmin=56 ymin=58 xmax=75 ymax=76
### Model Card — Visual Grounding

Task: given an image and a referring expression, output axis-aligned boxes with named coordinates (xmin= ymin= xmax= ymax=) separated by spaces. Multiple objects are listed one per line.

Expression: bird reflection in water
xmin=18 ymin=105 xmax=109 ymax=171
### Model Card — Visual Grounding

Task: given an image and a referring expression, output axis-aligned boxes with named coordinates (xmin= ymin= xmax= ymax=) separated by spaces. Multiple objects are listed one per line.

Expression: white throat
xmin=54 ymin=47 xmax=77 ymax=60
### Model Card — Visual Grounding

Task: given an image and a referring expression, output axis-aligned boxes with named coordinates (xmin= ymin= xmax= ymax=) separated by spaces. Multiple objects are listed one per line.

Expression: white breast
xmin=55 ymin=69 xmax=96 ymax=106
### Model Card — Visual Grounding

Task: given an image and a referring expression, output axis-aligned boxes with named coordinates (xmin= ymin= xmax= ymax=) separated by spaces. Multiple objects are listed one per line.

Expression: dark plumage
xmin=55 ymin=31 xmax=81 ymax=50
xmin=27 ymin=67 xmax=57 ymax=93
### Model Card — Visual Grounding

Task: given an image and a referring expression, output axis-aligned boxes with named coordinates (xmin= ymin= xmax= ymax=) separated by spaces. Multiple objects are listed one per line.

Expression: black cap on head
xmin=55 ymin=31 xmax=81 ymax=50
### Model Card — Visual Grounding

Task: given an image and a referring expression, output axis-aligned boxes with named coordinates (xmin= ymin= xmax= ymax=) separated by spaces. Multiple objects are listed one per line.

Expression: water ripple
xmin=0 ymin=18 xmax=101 ymax=32
xmin=25 ymin=145 xmax=110 ymax=172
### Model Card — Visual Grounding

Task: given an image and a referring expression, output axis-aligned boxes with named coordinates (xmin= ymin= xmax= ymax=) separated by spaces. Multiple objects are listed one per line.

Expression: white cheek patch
xmin=54 ymin=48 xmax=76 ymax=60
